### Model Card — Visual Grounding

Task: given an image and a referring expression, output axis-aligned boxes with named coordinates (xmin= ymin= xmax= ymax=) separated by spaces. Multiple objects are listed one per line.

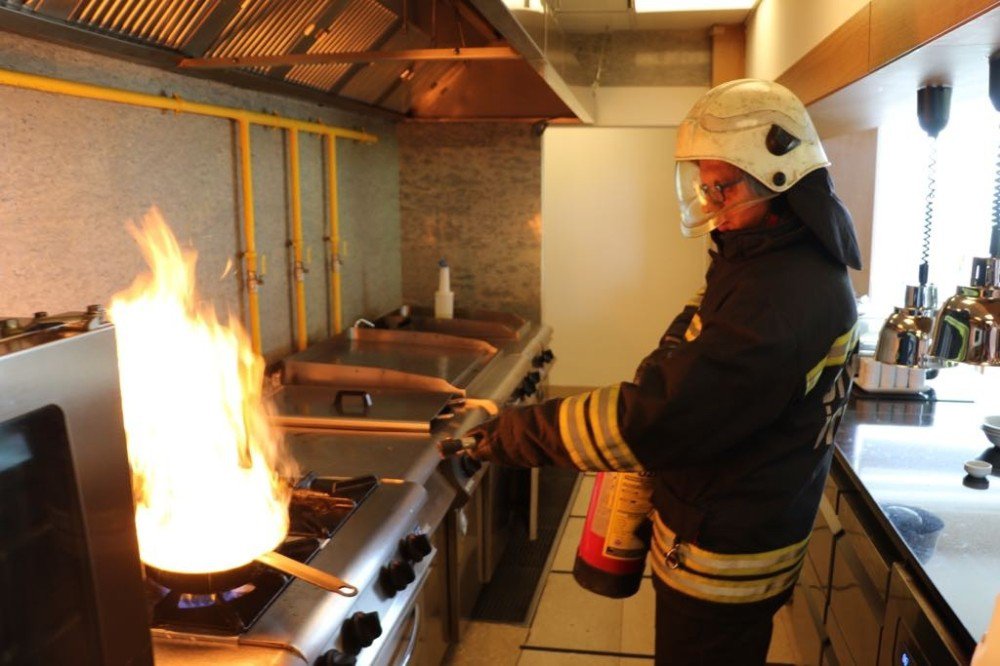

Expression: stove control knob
xmin=317 ymin=648 xmax=357 ymax=665
xmin=520 ymin=379 xmax=538 ymax=397
xmin=459 ymin=454 xmax=482 ymax=477
xmin=380 ymin=559 xmax=416 ymax=596
xmin=532 ymin=353 xmax=545 ymax=367
xmin=542 ymin=349 xmax=555 ymax=363
xmin=401 ymin=532 xmax=432 ymax=563
xmin=527 ymin=371 xmax=542 ymax=384
xmin=342 ymin=611 xmax=381 ymax=654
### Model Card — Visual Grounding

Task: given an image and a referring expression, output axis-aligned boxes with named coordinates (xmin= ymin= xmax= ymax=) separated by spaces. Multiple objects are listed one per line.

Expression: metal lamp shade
xmin=930 ymin=258 xmax=1000 ymax=365
xmin=930 ymin=287 xmax=1000 ymax=365
xmin=875 ymin=307 xmax=937 ymax=367
xmin=875 ymin=284 xmax=939 ymax=367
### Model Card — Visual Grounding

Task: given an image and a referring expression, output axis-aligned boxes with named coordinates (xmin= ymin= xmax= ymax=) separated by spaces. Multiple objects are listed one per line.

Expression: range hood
xmin=0 ymin=0 xmax=590 ymax=121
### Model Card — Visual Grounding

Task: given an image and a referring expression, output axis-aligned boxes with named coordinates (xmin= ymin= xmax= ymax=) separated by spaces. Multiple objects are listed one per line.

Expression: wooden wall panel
xmin=776 ymin=5 xmax=870 ymax=106
xmin=711 ymin=23 xmax=745 ymax=86
xmin=777 ymin=0 xmax=1000 ymax=110
xmin=870 ymin=0 xmax=1000 ymax=69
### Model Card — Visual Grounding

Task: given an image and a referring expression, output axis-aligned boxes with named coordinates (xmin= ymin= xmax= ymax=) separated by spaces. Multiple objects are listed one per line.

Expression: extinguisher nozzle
xmin=437 ymin=436 xmax=477 ymax=457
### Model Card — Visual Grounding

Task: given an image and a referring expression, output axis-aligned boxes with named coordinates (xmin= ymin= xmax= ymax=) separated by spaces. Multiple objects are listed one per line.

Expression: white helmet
xmin=674 ymin=79 xmax=829 ymax=237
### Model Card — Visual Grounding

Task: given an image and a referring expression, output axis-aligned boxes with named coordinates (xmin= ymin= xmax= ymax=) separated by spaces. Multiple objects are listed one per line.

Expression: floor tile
xmin=572 ymin=475 xmax=595 ymax=516
xmin=444 ymin=620 xmax=528 ymax=666
xmin=620 ymin=579 xmax=656 ymax=656
xmin=518 ymin=649 xmax=619 ymax=665
xmin=525 ymin=573 xmax=623 ymax=653
xmin=551 ymin=517 xmax=585 ymax=572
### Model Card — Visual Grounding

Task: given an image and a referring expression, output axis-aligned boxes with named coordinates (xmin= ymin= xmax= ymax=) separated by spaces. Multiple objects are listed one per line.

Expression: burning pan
xmin=146 ymin=550 xmax=358 ymax=597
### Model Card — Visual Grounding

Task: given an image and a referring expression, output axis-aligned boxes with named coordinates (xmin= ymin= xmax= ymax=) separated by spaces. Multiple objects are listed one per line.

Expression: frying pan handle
xmin=333 ymin=389 xmax=373 ymax=415
xmin=256 ymin=550 xmax=358 ymax=597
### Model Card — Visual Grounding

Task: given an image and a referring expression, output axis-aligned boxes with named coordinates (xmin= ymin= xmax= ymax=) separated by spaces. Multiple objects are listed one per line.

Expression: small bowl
xmin=983 ymin=423 xmax=1000 ymax=448
xmin=985 ymin=416 xmax=1000 ymax=432
xmin=965 ymin=460 xmax=993 ymax=478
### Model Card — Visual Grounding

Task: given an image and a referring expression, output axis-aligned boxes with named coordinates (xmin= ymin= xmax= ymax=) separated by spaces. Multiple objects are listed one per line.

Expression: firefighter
xmin=455 ymin=79 xmax=862 ymax=665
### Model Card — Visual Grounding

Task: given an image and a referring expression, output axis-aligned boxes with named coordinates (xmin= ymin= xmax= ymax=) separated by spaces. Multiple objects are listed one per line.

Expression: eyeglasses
xmin=698 ymin=177 xmax=743 ymax=206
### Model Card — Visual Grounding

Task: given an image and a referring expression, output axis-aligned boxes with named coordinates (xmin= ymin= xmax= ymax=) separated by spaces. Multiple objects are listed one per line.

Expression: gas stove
xmin=151 ymin=475 xmax=431 ymax=666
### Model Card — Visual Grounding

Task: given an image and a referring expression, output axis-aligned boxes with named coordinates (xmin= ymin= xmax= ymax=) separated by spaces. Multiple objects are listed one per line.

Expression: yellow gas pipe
xmin=0 ymin=68 xmax=376 ymax=140
xmin=288 ymin=128 xmax=308 ymax=352
xmin=237 ymin=119 xmax=262 ymax=353
xmin=0 ymin=67 xmax=377 ymax=355
xmin=324 ymin=135 xmax=343 ymax=335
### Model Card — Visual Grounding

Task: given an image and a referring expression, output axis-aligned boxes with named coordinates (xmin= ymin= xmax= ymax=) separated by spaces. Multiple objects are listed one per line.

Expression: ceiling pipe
xmin=179 ymin=46 xmax=522 ymax=69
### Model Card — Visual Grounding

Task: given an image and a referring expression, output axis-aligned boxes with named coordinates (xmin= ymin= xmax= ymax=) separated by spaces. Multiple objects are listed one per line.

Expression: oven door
xmin=878 ymin=563 xmax=966 ymax=666
xmin=0 ymin=327 xmax=152 ymax=666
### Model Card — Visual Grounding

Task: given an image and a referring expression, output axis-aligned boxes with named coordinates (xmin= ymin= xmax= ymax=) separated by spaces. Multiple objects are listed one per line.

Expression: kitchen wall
xmin=541 ymin=31 xmax=711 ymax=388
xmin=397 ymin=122 xmax=543 ymax=321
xmin=0 ymin=31 xmax=401 ymax=362
xmin=542 ymin=127 xmax=707 ymax=388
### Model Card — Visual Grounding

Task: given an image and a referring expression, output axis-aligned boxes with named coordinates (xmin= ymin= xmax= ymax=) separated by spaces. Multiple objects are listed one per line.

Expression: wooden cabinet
xmin=789 ymin=467 xmax=898 ymax=666
xmin=777 ymin=0 xmax=1000 ymax=128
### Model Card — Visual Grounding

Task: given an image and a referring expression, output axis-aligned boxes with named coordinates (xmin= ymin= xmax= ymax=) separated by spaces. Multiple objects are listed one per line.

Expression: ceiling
xmin=547 ymin=0 xmax=753 ymax=33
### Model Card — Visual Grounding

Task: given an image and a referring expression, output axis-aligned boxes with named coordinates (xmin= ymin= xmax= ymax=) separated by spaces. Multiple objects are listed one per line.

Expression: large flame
xmin=110 ymin=208 xmax=295 ymax=574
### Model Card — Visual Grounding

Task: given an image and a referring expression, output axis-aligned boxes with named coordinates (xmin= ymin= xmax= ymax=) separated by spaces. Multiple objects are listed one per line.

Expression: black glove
xmin=438 ymin=418 xmax=510 ymax=464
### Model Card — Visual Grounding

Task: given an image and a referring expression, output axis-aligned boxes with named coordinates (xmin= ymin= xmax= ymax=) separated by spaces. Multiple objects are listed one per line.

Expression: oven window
xmin=0 ymin=405 xmax=102 ymax=665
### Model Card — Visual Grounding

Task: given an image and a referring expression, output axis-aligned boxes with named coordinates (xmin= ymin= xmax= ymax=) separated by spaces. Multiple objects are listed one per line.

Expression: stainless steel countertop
xmin=834 ymin=375 xmax=1000 ymax=648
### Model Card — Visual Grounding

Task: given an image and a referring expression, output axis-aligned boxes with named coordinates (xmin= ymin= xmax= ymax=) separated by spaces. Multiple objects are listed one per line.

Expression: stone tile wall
xmin=398 ymin=123 xmax=542 ymax=321
xmin=0 ymin=32 xmax=401 ymax=361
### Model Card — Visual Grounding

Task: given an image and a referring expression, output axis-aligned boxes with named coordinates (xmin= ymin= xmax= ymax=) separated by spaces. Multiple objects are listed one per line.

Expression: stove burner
xmin=177 ymin=583 xmax=255 ymax=610
xmin=147 ymin=474 xmax=378 ymax=635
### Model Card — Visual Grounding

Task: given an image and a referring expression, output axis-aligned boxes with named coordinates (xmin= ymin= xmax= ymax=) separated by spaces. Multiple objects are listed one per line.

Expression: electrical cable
xmin=992 ymin=124 xmax=1000 ymax=258
xmin=920 ymin=136 xmax=937 ymax=285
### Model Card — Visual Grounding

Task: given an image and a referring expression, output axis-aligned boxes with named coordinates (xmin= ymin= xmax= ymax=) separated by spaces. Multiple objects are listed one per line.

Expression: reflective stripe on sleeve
xmin=558 ymin=393 xmax=607 ymax=471
xmin=588 ymin=385 xmax=643 ymax=471
xmin=805 ymin=323 xmax=860 ymax=395
xmin=649 ymin=512 xmax=807 ymax=604
xmin=684 ymin=313 xmax=703 ymax=342
xmin=557 ymin=386 xmax=644 ymax=472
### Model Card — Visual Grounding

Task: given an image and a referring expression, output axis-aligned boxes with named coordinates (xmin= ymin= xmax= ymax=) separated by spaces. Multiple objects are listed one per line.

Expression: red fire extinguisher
xmin=573 ymin=471 xmax=655 ymax=598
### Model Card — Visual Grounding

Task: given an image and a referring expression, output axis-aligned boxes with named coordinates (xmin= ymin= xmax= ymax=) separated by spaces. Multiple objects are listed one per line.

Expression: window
xmin=869 ymin=96 xmax=997 ymax=314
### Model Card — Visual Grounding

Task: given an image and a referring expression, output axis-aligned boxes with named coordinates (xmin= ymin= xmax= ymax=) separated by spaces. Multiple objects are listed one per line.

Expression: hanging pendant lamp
xmin=875 ymin=85 xmax=951 ymax=368
xmin=929 ymin=55 xmax=1000 ymax=366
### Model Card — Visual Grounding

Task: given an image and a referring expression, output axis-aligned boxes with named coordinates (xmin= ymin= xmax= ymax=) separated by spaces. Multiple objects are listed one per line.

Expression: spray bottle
xmin=435 ymin=258 xmax=454 ymax=319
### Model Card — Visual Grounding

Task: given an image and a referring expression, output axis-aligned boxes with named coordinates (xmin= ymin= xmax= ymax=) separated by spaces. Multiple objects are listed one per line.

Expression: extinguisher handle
xmin=437 ymin=436 xmax=477 ymax=457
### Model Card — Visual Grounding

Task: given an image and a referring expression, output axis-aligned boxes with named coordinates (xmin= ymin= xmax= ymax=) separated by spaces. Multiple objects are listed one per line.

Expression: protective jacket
xmin=469 ymin=168 xmax=860 ymax=605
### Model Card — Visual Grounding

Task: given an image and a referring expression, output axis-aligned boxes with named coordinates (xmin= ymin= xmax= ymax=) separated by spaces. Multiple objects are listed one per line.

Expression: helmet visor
xmin=675 ymin=160 xmax=778 ymax=237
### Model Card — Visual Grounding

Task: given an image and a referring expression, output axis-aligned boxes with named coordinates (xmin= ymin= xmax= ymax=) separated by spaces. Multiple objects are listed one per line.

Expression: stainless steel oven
xmin=0 ymin=315 xmax=152 ymax=666
xmin=375 ymin=526 xmax=450 ymax=666
xmin=878 ymin=564 xmax=966 ymax=666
